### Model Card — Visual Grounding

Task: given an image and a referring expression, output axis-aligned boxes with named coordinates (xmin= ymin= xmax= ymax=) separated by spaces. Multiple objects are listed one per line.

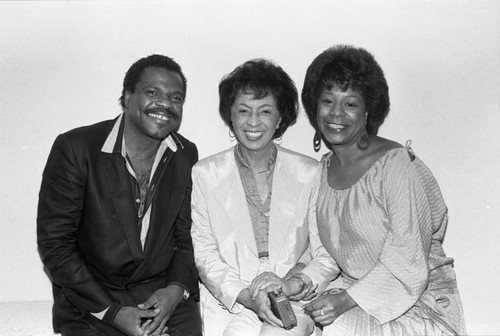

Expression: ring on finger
xmin=320 ymin=308 xmax=325 ymax=316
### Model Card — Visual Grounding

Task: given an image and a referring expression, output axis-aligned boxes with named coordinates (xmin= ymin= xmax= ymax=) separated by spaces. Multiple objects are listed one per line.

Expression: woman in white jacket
xmin=191 ymin=59 xmax=335 ymax=336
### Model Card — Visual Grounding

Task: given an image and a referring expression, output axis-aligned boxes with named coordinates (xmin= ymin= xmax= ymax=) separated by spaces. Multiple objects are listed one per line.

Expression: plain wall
xmin=1 ymin=0 xmax=499 ymax=334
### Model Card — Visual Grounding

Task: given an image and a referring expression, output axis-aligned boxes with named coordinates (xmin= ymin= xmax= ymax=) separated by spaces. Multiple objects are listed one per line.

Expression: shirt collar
xmin=101 ymin=113 xmax=178 ymax=154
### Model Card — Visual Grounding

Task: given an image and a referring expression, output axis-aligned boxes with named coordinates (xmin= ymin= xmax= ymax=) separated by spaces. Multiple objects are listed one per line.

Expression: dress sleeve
xmin=37 ymin=134 xmax=113 ymax=314
xmin=346 ymin=152 xmax=432 ymax=324
xmin=190 ymin=166 xmax=247 ymax=313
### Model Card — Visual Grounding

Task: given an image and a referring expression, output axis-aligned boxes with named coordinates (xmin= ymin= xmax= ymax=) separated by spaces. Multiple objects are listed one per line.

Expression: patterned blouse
xmin=234 ymin=144 xmax=277 ymax=259
xmin=315 ymin=146 xmax=466 ymax=335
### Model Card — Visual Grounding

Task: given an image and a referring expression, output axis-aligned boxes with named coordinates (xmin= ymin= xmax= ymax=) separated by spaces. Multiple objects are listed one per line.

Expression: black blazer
xmin=37 ymin=118 xmax=199 ymax=331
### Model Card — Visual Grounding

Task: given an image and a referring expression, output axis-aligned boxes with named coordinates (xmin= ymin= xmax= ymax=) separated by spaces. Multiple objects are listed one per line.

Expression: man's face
xmin=123 ymin=66 xmax=184 ymax=141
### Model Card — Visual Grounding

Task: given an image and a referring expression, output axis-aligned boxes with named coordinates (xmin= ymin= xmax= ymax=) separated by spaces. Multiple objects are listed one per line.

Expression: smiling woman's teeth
xmin=328 ymin=123 xmax=345 ymax=129
xmin=245 ymin=131 xmax=264 ymax=139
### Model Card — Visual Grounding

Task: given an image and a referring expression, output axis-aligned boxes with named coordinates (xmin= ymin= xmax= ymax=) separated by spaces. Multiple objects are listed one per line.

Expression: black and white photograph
xmin=0 ymin=1 xmax=499 ymax=335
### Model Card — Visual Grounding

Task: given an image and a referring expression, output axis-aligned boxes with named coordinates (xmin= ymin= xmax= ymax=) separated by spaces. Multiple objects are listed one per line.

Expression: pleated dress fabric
xmin=316 ymin=147 xmax=467 ymax=336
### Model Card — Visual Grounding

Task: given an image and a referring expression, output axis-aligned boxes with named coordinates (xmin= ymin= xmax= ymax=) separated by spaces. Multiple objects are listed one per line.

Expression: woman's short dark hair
xmin=301 ymin=45 xmax=390 ymax=135
xmin=219 ymin=59 xmax=298 ymax=139
xmin=119 ymin=54 xmax=187 ymax=108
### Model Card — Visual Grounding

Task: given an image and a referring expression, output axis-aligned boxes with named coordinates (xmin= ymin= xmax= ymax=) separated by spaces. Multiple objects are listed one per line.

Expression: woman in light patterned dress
xmin=273 ymin=45 xmax=467 ymax=335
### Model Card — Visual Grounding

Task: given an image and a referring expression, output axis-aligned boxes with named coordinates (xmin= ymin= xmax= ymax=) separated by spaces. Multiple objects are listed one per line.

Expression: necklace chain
xmin=236 ymin=144 xmax=274 ymax=174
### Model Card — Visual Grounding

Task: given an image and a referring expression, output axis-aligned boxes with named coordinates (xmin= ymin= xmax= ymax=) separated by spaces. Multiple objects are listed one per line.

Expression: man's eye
xmin=172 ymin=96 xmax=183 ymax=103
xmin=261 ymin=110 xmax=271 ymax=114
xmin=146 ymin=90 xmax=157 ymax=96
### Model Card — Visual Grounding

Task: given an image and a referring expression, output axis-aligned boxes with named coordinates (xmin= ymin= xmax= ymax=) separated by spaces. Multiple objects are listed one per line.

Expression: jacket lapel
xmin=143 ymin=149 xmax=177 ymax=259
xmin=103 ymin=153 xmax=144 ymax=264
xmin=268 ymin=150 xmax=300 ymax=268
xmin=220 ymin=151 xmax=258 ymax=257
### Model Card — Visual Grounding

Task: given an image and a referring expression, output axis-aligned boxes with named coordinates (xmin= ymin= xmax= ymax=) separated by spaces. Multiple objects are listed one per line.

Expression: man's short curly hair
xmin=219 ymin=59 xmax=298 ymax=139
xmin=301 ymin=45 xmax=390 ymax=135
xmin=119 ymin=54 xmax=187 ymax=108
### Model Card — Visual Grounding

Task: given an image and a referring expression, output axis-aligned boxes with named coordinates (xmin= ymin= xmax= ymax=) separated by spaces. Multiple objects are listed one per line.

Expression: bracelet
xmin=325 ymin=288 xmax=343 ymax=295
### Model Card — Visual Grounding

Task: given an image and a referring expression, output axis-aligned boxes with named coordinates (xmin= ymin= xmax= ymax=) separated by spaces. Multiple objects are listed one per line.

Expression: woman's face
xmin=230 ymin=91 xmax=281 ymax=154
xmin=316 ymin=85 xmax=367 ymax=148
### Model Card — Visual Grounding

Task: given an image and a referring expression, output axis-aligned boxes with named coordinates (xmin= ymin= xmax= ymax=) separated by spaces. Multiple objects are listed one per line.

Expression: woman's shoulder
xmin=276 ymin=146 xmax=320 ymax=183
xmin=338 ymin=137 xmax=405 ymax=174
xmin=361 ymin=136 xmax=418 ymax=168
xmin=370 ymin=139 xmax=435 ymax=182
xmin=277 ymin=145 xmax=319 ymax=167
xmin=193 ymin=146 xmax=235 ymax=171
xmin=369 ymin=137 xmax=404 ymax=159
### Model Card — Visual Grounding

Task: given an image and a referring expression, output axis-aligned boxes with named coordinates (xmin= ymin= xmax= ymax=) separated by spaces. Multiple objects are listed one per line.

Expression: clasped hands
xmin=243 ymin=270 xmax=318 ymax=328
xmin=113 ymin=284 xmax=184 ymax=336
xmin=248 ymin=272 xmax=357 ymax=328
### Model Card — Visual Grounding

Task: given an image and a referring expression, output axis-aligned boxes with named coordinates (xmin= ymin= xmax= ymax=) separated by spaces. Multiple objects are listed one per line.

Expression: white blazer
xmin=191 ymin=145 xmax=336 ymax=334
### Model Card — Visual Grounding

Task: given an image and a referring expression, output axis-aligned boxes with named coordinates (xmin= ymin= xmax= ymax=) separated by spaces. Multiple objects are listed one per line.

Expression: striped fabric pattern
xmin=316 ymin=147 xmax=467 ymax=336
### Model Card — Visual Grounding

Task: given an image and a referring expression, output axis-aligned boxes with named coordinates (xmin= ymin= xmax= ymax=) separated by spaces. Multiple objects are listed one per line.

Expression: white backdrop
xmin=1 ymin=0 xmax=499 ymax=335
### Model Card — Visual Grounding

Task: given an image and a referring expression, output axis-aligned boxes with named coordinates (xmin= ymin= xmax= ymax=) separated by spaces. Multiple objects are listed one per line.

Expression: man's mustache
xmin=146 ymin=107 xmax=179 ymax=119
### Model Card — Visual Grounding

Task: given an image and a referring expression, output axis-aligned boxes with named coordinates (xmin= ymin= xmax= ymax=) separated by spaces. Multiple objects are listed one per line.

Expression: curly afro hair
xmin=301 ymin=45 xmax=390 ymax=135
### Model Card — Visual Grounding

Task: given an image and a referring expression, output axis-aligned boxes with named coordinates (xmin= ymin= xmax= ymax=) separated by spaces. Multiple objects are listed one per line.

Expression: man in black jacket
xmin=37 ymin=54 xmax=202 ymax=336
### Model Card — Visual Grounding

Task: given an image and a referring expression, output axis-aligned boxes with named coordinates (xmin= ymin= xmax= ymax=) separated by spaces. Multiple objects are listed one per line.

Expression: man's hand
xmin=137 ymin=285 xmax=184 ymax=336
xmin=113 ymin=306 xmax=160 ymax=336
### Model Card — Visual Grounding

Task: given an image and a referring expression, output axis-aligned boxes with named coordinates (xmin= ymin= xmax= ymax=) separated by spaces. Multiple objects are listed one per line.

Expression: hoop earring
xmin=357 ymin=112 xmax=369 ymax=150
xmin=357 ymin=128 xmax=369 ymax=150
xmin=313 ymin=131 xmax=322 ymax=152
xmin=229 ymin=129 xmax=236 ymax=142
xmin=274 ymin=128 xmax=283 ymax=144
